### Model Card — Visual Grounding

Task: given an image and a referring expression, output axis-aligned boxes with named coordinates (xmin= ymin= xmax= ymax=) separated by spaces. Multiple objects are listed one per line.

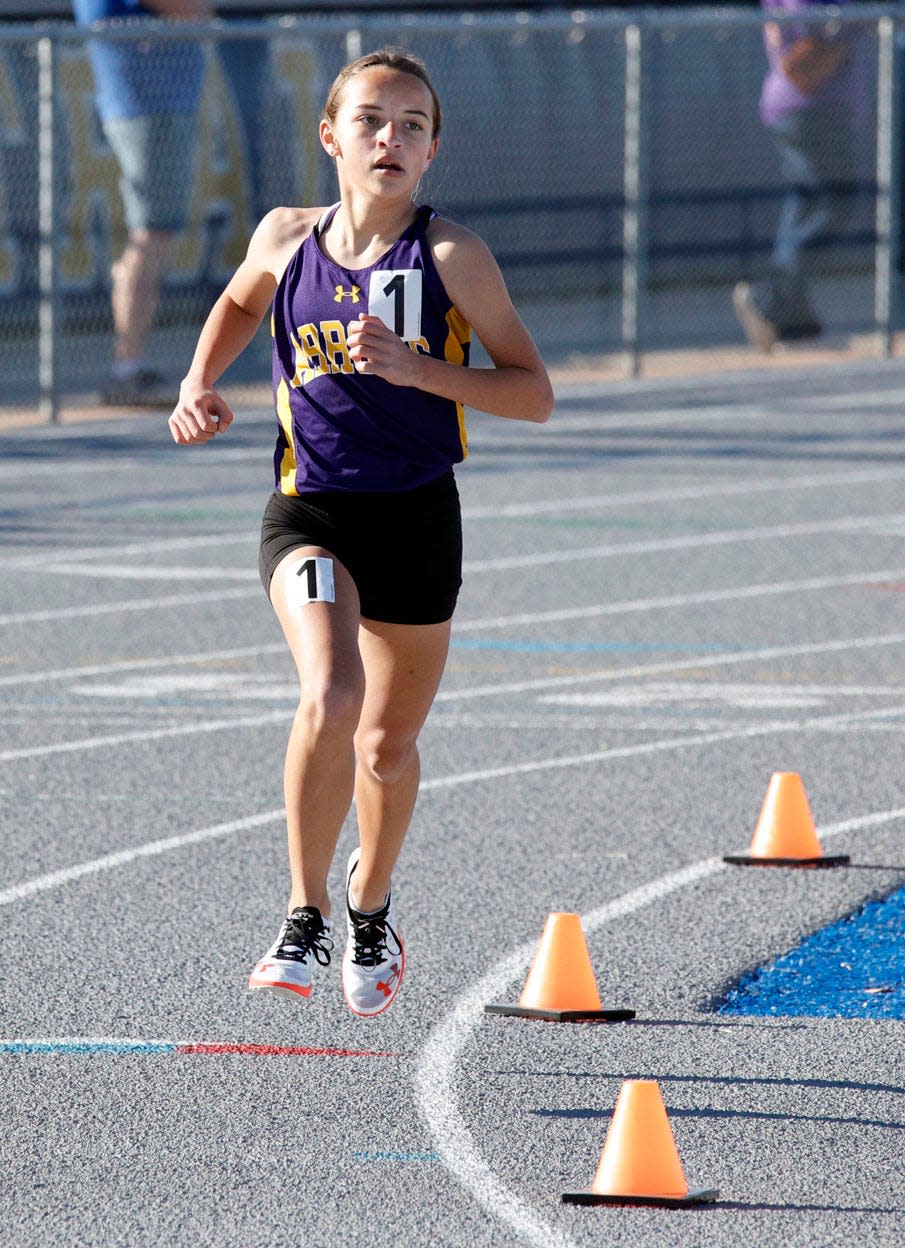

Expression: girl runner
xmin=169 ymin=47 xmax=553 ymax=1016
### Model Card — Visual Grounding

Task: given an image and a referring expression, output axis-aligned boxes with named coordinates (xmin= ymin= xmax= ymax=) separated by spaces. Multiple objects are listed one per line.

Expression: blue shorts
xmin=102 ymin=112 xmax=196 ymax=233
xmin=258 ymin=472 xmax=463 ymax=626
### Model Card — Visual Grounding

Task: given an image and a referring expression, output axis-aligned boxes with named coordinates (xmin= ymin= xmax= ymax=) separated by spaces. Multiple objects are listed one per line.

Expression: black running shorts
xmin=258 ymin=470 xmax=462 ymax=625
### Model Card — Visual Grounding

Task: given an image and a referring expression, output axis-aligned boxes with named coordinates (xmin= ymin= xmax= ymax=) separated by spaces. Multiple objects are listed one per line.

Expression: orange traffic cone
xmin=562 ymin=1079 xmax=718 ymax=1207
xmin=485 ymin=912 xmax=634 ymax=1022
xmin=723 ymin=772 xmax=849 ymax=868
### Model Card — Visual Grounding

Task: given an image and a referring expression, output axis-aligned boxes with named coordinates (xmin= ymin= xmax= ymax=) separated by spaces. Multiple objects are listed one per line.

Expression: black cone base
xmin=562 ymin=1187 xmax=719 ymax=1207
xmin=723 ymin=853 xmax=849 ymax=868
xmin=484 ymin=1003 xmax=635 ymax=1023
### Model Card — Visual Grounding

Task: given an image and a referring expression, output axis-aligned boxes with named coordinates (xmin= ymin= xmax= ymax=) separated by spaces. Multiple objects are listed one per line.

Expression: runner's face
xmin=322 ymin=68 xmax=439 ymax=194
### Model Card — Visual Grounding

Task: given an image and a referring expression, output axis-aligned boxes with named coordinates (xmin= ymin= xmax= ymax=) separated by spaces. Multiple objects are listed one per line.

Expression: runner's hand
xmin=347 ymin=315 xmax=420 ymax=387
xmin=169 ymin=381 xmax=234 ymax=444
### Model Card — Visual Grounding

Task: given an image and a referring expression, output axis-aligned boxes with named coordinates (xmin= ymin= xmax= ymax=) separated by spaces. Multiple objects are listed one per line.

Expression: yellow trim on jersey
xmin=444 ymin=304 xmax=471 ymax=460
xmin=275 ymin=378 xmax=299 ymax=495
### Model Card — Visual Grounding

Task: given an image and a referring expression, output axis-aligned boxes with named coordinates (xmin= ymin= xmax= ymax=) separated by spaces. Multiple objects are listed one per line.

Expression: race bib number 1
xmin=285 ymin=555 xmax=335 ymax=611
xmin=369 ymin=269 xmax=422 ymax=341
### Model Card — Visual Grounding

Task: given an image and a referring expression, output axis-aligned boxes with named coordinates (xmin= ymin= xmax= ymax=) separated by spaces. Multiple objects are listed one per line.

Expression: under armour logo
xmin=334 ymin=285 xmax=361 ymax=304
xmin=376 ymin=963 xmax=400 ymax=997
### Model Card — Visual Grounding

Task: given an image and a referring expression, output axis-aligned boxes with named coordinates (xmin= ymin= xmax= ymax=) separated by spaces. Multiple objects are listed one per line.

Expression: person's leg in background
xmin=101 ymin=111 xmax=196 ymax=402
xmin=735 ymin=107 xmax=854 ymax=350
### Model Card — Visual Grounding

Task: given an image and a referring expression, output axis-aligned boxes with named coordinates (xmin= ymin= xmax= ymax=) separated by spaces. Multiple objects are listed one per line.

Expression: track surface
xmin=1 ymin=360 xmax=904 ymax=1247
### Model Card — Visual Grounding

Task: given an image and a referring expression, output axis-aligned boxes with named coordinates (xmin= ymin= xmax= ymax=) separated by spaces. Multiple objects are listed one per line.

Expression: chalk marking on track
xmin=4 ymin=632 xmax=905 ymax=761
xmin=1 ymin=465 xmax=903 ymax=574
xmin=413 ymin=805 xmax=905 ymax=1248
xmin=4 ymin=562 xmax=904 ymax=637
xmin=11 ymin=512 xmax=905 ymax=582
xmin=0 ymin=1039 xmax=394 ymax=1057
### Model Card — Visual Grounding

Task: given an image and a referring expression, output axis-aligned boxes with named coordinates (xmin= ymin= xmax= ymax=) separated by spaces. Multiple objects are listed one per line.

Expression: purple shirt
xmin=271 ymin=205 xmax=471 ymax=495
xmin=759 ymin=0 xmax=861 ymax=125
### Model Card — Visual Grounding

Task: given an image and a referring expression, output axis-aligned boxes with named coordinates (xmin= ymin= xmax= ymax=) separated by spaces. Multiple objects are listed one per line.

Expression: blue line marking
xmin=450 ymin=639 xmax=730 ymax=654
xmin=718 ymin=885 xmax=905 ymax=1019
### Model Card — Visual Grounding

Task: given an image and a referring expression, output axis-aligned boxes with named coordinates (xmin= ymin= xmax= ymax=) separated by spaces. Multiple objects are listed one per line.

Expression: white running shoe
xmin=341 ymin=849 xmax=405 ymax=1017
xmin=248 ymin=906 xmax=332 ymax=1001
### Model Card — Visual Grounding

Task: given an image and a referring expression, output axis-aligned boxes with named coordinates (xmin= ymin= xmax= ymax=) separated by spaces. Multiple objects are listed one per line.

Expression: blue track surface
xmin=719 ymin=885 xmax=905 ymax=1019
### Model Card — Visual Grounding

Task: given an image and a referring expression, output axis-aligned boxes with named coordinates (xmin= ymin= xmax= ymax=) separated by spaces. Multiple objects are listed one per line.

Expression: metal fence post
xmin=622 ymin=20 xmax=649 ymax=378
xmin=874 ymin=13 xmax=901 ymax=355
xmin=37 ymin=34 xmax=61 ymax=424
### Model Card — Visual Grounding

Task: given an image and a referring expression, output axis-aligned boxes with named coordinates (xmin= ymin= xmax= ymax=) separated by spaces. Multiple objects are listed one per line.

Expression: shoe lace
xmin=349 ymin=907 xmax=401 ymax=969
xmin=276 ymin=908 xmax=333 ymax=966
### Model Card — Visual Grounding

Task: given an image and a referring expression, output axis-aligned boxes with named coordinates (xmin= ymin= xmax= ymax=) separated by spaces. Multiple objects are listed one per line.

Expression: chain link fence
xmin=0 ymin=6 xmax=901 ymax=419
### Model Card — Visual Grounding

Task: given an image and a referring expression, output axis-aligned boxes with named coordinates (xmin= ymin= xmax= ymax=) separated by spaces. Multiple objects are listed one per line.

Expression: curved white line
xmin=413 ymin=807 xmax=905 ymax=1247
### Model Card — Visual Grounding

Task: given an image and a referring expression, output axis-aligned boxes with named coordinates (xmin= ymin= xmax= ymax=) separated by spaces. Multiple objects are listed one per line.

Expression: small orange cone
xmin=723 ymin=771 xmax=849 ymax=868
xmin=562 ymin=1079 xmax=718 ymax=1207
xmin=485 ymin=912 xmax=634 ymax=1022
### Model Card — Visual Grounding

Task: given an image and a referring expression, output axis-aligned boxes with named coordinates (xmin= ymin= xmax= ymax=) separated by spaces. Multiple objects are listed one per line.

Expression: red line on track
xmin=176 ymin=1043 xmax=396 ymax=1057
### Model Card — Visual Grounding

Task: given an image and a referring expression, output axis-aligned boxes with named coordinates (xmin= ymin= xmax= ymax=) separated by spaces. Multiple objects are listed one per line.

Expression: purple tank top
xmin=759 ymin=0 xmax=862 ymax=126
xmin=270 ymin=204 xmax=471 ymax=495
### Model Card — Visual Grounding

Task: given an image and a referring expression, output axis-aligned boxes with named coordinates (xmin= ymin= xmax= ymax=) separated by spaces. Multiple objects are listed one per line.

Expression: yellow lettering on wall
xmin=172 ymin=57 xmax=252 ymax=279
xmin=272 ymin=40 xmax=321 ymax=207
xmin=58 ymin=49 xmax=123 ymax=286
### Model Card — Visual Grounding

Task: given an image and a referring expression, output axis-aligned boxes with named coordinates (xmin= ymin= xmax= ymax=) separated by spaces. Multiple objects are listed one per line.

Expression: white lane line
xmin=462 ymin=513 xmax=905 ymax=575
xmin=4 ymin=631 xmax=905 ymax=760
xmin=436 ymin=631 xmax=905 ymax=703
xmin=0 ymin=532 xmax=251 ymax=570
xmin=0 ymin=587 xmax=261 ymax=628
xmin=795 ymin=388 xmax=905 ymax=409
xmin=2 ymin=702 xmax=902 ymax=905
xmin=40 ymin=563 xmax=259 ymax=582
xmin=13 ymin=512 xmax=903 ymax=584
xmin=460 ymin=467 xmax=905 ymax=518
xmin=0 ymin=711 xmax=288 ymax=763
xmin=0 ymin=810 xmax=284 ymax=909
xmin=509 ymin=407 xmax=883 ymax=435
xmin=0 ymin=643 xmax=285 ymax=689
xmin=413 ymin=803 xmax=905 ymax=1248
xmin=454 ymin=567 xmax=905 ymax=632
xmin=2 ymin=464 xmax=903 ymax=574
xmin=4 ymin=559 xmax=903 ymax=634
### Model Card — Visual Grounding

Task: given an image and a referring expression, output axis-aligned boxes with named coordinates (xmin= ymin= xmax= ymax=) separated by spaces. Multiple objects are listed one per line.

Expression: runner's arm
xmin=169 ymin=210 xmax=299 ymax=444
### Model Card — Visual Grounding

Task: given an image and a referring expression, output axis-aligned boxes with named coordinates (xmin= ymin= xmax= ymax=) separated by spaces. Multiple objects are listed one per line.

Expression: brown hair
xmin=323 ymin=47 xmax=442 ymax=139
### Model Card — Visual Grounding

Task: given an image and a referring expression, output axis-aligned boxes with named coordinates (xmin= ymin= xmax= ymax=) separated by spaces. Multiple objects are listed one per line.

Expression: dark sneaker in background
xmin=99 ymin=368 xmax=169 ymax=407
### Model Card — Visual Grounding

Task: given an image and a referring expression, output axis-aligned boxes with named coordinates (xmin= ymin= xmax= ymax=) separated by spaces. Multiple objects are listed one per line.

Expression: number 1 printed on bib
xmin=369 ymin=269 xmax=422 ymax=341
xmin=285 ymin=555 xmax=335 ymax=613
